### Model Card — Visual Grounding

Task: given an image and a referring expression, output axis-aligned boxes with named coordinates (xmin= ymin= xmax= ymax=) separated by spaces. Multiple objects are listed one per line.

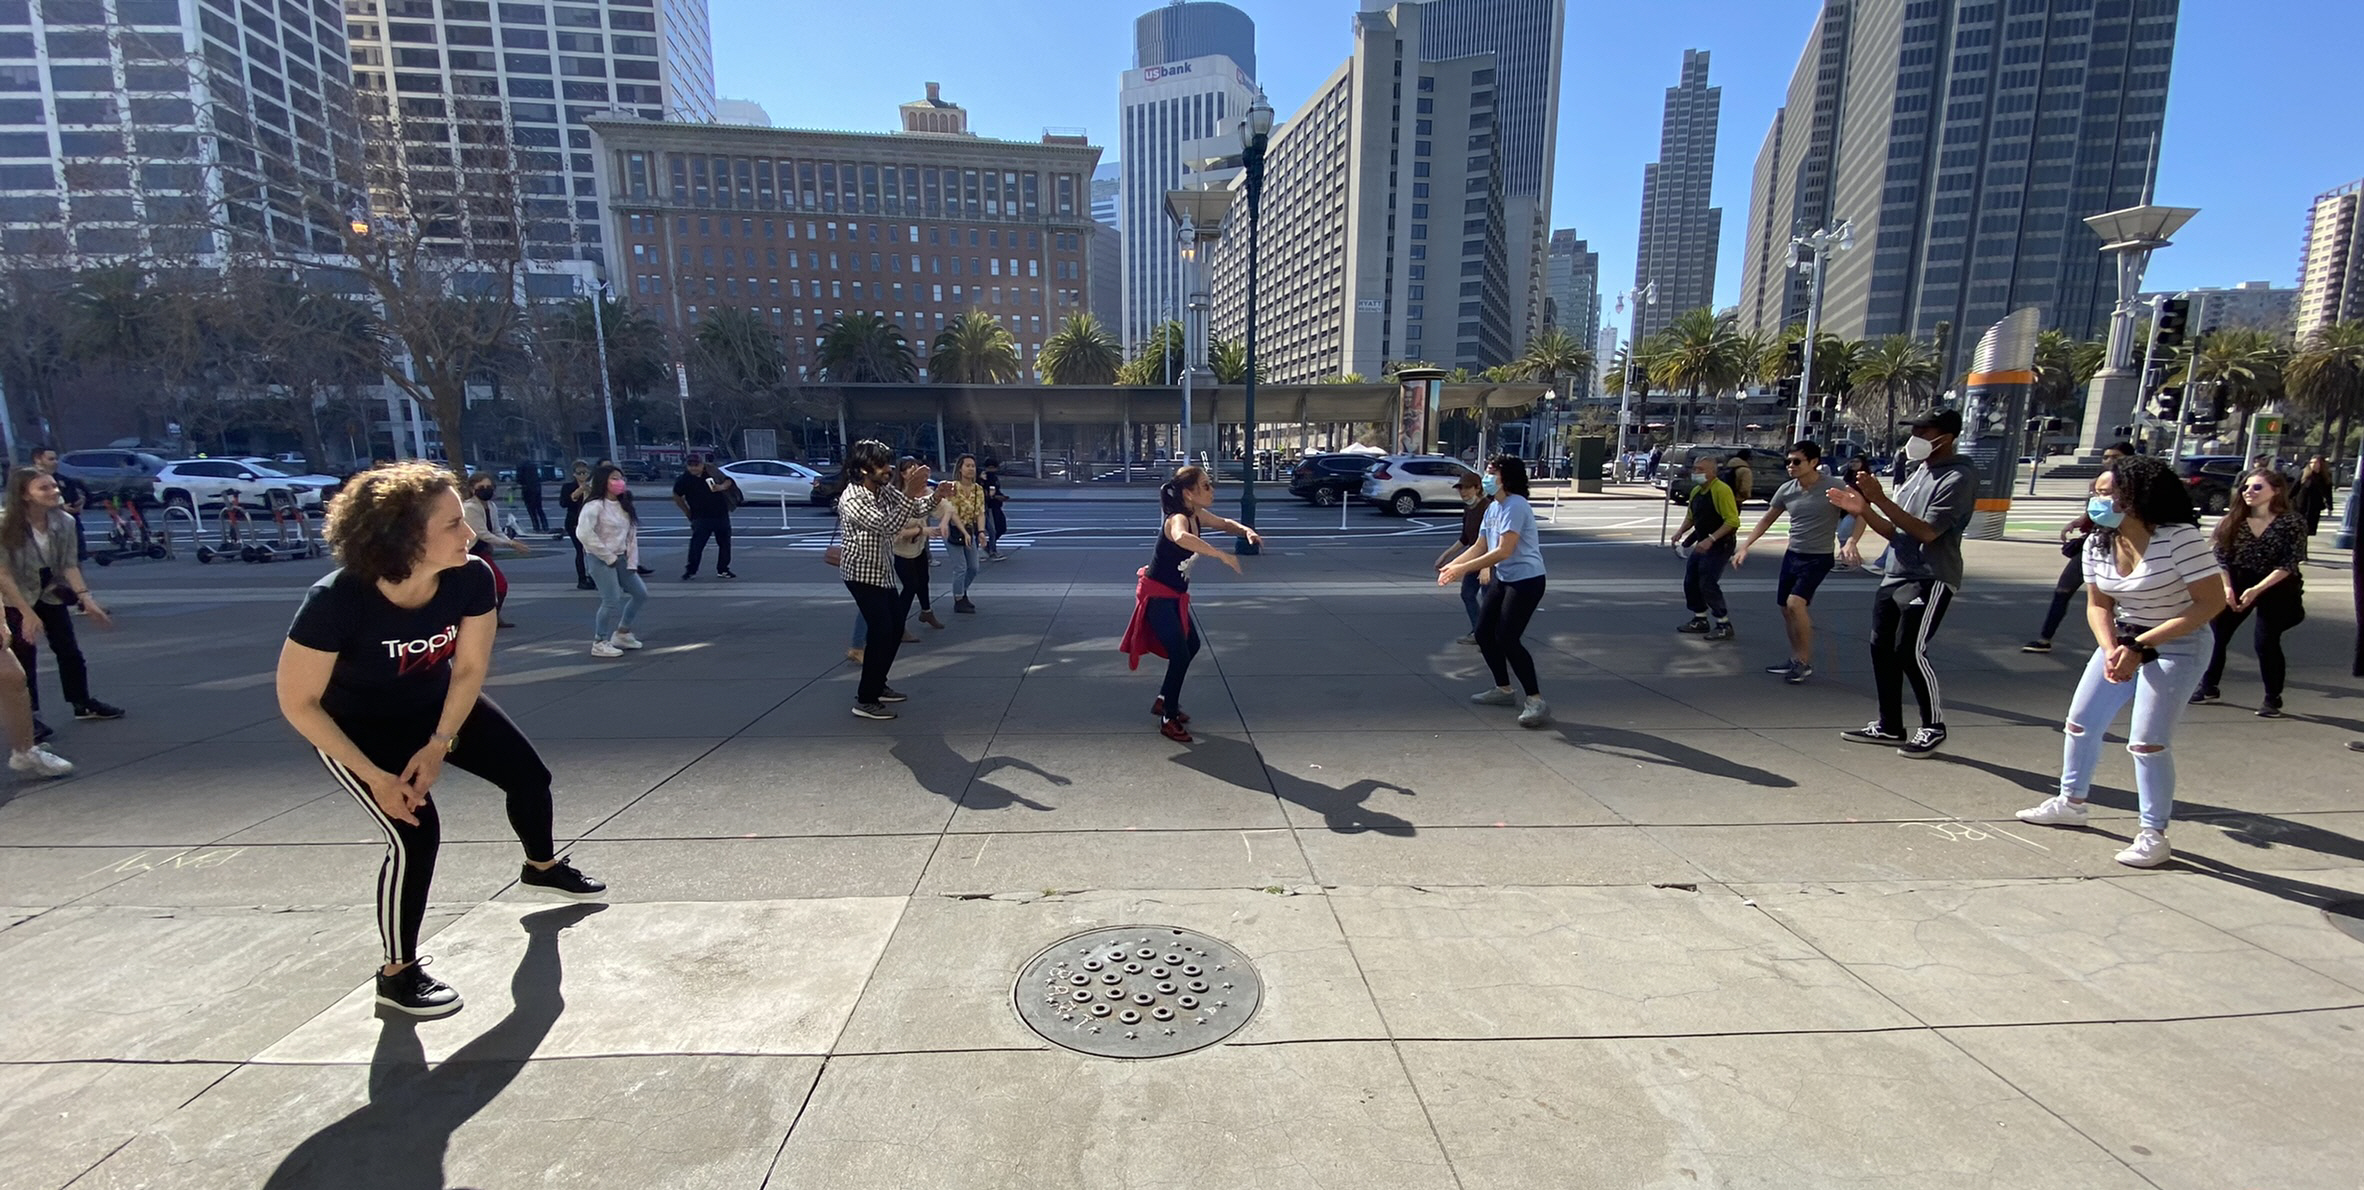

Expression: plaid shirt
xmin=835 ymin=482 xmax=915 ymax=588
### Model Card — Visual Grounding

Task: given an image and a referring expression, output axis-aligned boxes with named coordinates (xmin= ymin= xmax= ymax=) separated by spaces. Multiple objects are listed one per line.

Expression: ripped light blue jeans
xmin=2060 ymin=633 xmax=2207 ymax=832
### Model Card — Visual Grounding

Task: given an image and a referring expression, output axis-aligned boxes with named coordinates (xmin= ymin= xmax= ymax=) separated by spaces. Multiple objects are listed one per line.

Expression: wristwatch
xmin=432 ymin=731 xmax=458 ymax=754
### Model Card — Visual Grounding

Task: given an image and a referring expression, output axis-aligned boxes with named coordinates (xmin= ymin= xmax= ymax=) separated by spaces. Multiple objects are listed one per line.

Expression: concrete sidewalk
xmin=4 ymin=534 xmax=2360 ymax=1188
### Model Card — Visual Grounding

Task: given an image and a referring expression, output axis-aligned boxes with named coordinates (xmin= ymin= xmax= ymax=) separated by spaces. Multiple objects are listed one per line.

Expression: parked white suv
xmin=1360 ymin=454 xmax=1481 ymax=516
xmin=153 ymin=459 xmax=328 ymax=511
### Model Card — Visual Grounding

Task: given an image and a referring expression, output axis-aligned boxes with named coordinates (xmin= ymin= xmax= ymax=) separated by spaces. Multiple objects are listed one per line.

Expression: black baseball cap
xmin=1905 ymin=409 xmax=1963 ymax=435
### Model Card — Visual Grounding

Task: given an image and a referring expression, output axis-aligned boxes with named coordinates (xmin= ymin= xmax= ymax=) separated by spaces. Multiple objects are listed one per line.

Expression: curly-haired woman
xmin=2193 ymin=467 xmax=2308 ymax=716
xmin=2016 ymin=455 xmax=2226 ymax=868
xmin=277 ymin=462 xmax=605 ymax=1017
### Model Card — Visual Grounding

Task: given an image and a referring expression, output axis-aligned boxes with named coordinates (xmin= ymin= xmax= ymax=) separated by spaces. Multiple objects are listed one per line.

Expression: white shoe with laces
xmin=591 ymin=640 xmax=624 ymax=659
xmin=9 ymin=746 xmax=72 ymax=778
xmin=2015 ymin=795 xmax=2090 ymax=827
xmin=609 ymin=629 xmax=644 ymax=650
xmin=2115 ymin=828 xmax=2171 ymax=868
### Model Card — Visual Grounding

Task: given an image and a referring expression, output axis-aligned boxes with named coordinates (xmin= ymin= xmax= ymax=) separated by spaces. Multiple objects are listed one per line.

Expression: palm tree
xmin=1115 ymin=319 xmax=1185 ymax=385
xmin=2287 ymin=320 xmax=2364 ymax=459
xmin=1646 ymin=308 xmax=1747 ymax=441
xmin=1509 ymin=327 xmax=1594 ymax=396
xmin=1740 ymin=328 xmax=1785 ymax=390
xmin=814 ymin=311 xmax=916 ymax=383
xmin=2174 ymin=328 xmax=2286 ymax=451
xmin=1845 ymin=334 xmax=1939 ymax=452
xmin=1038 ymin=313 xmax=1120 ymax=385
xmin=2032 ymin=328 xmax=2095 ymax=423
xmin=1209 ymin=336 xmax=1262 ymax=384
xmin=930 ymin=309 xmax=1021 ymax=384
xmin=694 ymin=306 xmax=787 ymax=394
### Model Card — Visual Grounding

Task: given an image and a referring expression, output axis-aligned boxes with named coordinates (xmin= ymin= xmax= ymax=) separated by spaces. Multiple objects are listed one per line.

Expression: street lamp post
xmin=2074 ymin=203 xmax=2199 ymax=458
xmin=1615 ymin=281 xmax=1656 ymax=480
xmin=1235 ymin=91 xmax=1273 ymax=554
xmin=586 ymin=280 xmax=622 ymax=464
xmin=1788 ymin=220 xmax=1854 ymax=443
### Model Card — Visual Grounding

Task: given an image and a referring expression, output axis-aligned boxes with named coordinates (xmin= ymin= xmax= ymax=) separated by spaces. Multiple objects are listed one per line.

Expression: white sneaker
xmin=2015 ymin=795 xmax=2090 ymax=828
xmin=591 ymin=640 xmax=624 ymax=659
xmin=9 ymin=745 xmax=72 ymax=778
xmin=2115 ymin=828 xmax=2171 ymax=868
xmin=609 ymin=629 xmax=644 ymax=650
xmin=1517 ymin=696 xmax=1551 ymax=728
xmin=1469 ymin=687 xmax=1517 ymax=707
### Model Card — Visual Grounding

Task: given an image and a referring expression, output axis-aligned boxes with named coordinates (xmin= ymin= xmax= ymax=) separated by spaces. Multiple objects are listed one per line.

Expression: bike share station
xmin=162 ymin=486 xmax=323 ymax=565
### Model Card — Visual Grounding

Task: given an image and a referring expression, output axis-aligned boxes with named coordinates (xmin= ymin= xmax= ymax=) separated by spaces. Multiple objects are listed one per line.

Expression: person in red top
xmin=1121 ymin=465 xmax=1260 ymax=742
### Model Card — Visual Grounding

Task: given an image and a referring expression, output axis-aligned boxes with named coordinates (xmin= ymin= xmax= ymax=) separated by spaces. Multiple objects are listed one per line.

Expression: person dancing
xmin=1440 ymin=455 xmax=1550 ymax=728
xmin=1120 ymin=465 xmax=1260 ymax=743
xmin=276 ymin=463 xmax=605 ymax=1017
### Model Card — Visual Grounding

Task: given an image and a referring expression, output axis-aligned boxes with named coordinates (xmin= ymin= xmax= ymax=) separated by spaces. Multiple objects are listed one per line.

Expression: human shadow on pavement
xmin=260 ymin=903 xmax=607 ymax=1190
xmin=1169 ymin=734 xmax=1417 ymax=835
xmin=1543 ymin=722 xmax=1798 ymax=789
xmin=891 ymin=735 xmax=1057 ymax=812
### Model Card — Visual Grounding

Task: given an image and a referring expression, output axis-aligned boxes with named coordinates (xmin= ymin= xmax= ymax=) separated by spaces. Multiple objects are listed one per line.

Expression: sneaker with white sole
xmin=609 ymin=629 xmax=644 ymax=650
xmin=1897 ymin=725 xmax=1949 ymax=758
xmin=1469 ymin=687 xmax=1518 ymax=707
xmin=1785 ymin=663 xmax=1814 ymax=685
xmin=374 ymin=957 xmax=461 ymax=1017
xmin=2115 ymin=828 xmax=2171 ymax=868
xmin=2015 ymin=794 xmax=2090 ymax=827
xmin=591 ymin=640 xmax=624 ymax=659
xmin=8 ymin=746 xmax=72 ymax=778
xmin=850 ymin=701 xmax=897 ymax=720
xmin=1517 ymin=696 xmax=1551 ymax=728
xmin=1839 ymin=721 xmax=1906 ymax=746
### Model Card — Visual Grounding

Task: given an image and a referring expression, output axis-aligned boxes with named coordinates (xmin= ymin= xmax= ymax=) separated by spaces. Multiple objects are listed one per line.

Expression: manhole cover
xmin=1012 ymin=925 xmax=1262 ymax=1059
xmin=2326 ymin=901 xmax=2364 ymax=945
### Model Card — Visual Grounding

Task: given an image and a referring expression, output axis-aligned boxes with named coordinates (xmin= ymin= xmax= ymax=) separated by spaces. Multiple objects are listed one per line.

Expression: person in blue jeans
xmin=1435 ymin=471 xmax=1488 ymax=644
xmin=1440 ymin=455 xmax=1550 ymax=728
xmin=2015 ymin=456 xmax=2227 ymax=869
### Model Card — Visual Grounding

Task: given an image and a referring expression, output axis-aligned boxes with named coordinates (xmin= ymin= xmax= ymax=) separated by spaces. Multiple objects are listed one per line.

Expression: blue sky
xmin=718 ymin=1 xmax=2356 ymax=312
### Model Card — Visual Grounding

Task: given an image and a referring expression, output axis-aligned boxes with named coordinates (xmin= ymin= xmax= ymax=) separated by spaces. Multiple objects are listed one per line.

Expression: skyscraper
xmin=1205 ymin=2 xmax=1509 ymax=381
xmin=1369 ymin=0 xmax=1566 ymax=352
xmin=345 ymin=0 xmax=717 ymax=266
xmin=1091 ymin=161 xmax=1120 ymax=229
xmin=1135 ymin=1 xmax=1256 ymax=80
xmin=1117 ymin=45 xmax=1255 ymax=353
xmin=0 ymin=0 xmax=362 ymax=261
xmin=2295 ymin=180 xmax=2363 ymax=343
xmin=1546 ymin=230 xmax=1601 ymax=391
xmin=1632 ymin=50 xmax=1721 ymax=342
xmin=1738 ymin=0 xmax=2180 ymax=382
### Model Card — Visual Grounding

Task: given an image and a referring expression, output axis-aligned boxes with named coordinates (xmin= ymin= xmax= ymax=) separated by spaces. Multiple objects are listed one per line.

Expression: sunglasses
xmin=2241 ymin=483 xmax=2269 ymax=492
xmin=1784 ymin=457 xmax=1808 ymax=466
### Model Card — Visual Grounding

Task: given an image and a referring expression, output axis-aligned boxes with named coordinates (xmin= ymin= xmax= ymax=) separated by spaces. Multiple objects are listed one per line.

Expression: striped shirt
xmin=2085 ymin=522 xmax=2222 ymax=627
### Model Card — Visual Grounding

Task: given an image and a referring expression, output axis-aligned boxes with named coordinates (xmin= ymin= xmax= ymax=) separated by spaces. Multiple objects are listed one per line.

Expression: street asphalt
xmin=4 ymin=494 xmax=2360 ymax=1188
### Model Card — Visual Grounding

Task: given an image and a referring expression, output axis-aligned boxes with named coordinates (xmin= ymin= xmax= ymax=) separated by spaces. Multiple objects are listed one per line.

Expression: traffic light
xmin=1783 ymin=340 xmax=1805 ymax=378
xmin=1777 ymin=376 xmax=1800 ymax=402
xmin=2149 ymin=385 xmax=2182 ymax=421
xmin=2185 ymin=383 xmax=2228 ymax=433
xmin=2153 ymin=296 xmax=2191 ymax=353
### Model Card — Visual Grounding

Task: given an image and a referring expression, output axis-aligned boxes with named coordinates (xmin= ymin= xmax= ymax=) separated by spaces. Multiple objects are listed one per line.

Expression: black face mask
xmin=474 ymin=487 xmax=493 ymax=500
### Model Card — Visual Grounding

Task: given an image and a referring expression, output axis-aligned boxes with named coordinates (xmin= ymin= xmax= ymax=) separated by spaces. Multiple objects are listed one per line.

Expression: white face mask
xmin=1904 ymin=435 xmax=1937 ymax=463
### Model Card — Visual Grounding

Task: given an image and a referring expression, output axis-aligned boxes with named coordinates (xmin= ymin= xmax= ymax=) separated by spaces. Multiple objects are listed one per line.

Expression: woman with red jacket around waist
xmin=1121 ymin=465 xmax=1261 ymax=743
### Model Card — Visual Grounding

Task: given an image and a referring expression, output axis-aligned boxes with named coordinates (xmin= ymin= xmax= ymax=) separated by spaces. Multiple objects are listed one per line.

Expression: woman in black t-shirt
xmin=277 ymin=463 xmax=606 ymax=1018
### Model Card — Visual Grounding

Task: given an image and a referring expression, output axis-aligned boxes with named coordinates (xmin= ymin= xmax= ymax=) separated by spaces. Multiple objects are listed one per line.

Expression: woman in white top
xmin=2016 ymin=455 xmax=2225 ymax=868
xmin=572 ymin=463 xmax=649 ymax=659
xmin=464 ymin=471 xmax=531 ymax=627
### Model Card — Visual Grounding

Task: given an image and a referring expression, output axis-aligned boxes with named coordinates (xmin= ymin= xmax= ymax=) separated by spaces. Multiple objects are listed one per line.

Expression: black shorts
xmin=1777 ymin=551 xmax=1837 ymax=606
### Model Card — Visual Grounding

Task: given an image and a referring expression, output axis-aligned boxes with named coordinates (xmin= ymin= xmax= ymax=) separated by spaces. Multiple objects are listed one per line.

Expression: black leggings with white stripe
xmin=1870 ymin=578 xmax=1955 ymax=733
xmin=321 ymin=697 xmax=557 ymax=966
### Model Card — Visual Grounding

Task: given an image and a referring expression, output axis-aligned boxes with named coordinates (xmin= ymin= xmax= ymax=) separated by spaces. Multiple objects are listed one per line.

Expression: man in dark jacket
xmin=517 ymin=459 xmax=548 ymax=534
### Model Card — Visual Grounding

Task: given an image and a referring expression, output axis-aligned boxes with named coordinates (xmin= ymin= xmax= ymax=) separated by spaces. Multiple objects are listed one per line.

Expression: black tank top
xmin=1146 ymin=517 xmax=1195 ymax=591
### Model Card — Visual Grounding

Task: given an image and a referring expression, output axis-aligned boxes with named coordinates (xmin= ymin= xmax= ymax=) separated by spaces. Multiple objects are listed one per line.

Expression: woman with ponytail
xmin=1119 ymin=466 xmax=1261 ymax=743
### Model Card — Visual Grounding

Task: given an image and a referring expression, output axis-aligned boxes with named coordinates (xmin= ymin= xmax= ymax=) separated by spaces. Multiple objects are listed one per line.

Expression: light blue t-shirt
xmin=1483 ymin=494 xmax=1545 ymax=582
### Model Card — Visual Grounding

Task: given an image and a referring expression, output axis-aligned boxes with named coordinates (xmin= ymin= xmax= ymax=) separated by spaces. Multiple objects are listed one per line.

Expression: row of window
xmin=619 ymin=150 xmax=1083 ymax=221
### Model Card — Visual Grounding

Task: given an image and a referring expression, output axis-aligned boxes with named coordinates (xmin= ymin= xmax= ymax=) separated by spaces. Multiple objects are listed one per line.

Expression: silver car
xmin=55 ymin=449 xmax=169 ymax=495
xmin=1359 ymin=454 xmax=1480 ymax=516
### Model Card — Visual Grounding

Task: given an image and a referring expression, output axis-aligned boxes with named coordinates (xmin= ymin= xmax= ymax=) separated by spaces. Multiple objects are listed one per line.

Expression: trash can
xmin=1573 ymin=437 xmax=1606 ymax=494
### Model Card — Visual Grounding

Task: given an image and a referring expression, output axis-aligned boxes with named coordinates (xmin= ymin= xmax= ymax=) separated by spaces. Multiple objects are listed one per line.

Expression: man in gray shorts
xmin=1734 ymin=440 xmax=1841 ymax=684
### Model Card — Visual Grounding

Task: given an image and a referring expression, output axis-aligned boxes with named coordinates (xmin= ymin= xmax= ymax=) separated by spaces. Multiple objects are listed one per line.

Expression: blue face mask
xmin=2087 ymin=494 xmax=2124 ymax=529
xmin=1481 ymin=475 xmax=1500 ymax=497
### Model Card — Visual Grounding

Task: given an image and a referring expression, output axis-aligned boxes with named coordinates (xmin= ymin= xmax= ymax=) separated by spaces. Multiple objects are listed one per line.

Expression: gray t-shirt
xmin=1879 ymin=456 xmax=1981 ymax=589
xmin=1771 ymin=477 xmax=1840 ymax=556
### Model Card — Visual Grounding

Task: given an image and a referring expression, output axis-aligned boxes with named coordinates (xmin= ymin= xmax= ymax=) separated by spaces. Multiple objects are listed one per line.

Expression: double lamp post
xmin=1165 ymin=90 xmax=1274 ymax=555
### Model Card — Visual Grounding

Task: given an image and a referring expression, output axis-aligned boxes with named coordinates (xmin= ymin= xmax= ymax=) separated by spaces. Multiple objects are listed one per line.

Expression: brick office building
xmin=587 ymin=86 xmax=1105 ymax=381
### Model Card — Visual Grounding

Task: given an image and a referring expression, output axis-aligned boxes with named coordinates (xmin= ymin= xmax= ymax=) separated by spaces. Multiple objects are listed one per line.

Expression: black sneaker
xmin=633 ymin=566 xmax=654 ymax=576
xmin=851 ymin=701 xmax=897 ymax=720
xmin=1677 ymin=617 xmax=1710 ymax=634
xmin=2020 ymin=639 xmax=2053 ymax=654
xmin=577 ymin=577 xmax=598 ymax=591
xmin=2257 ymin=697 xmax=2284 ymax=719
xmin=2189 ymin=687 xmax=2220 ymax=706
xmin=1786 ymin=663 xmax=1814 ymax=686
xmin=717 ymin=568 xmax=738 ymax=580
xmin=680 ymin=571 xmax=696 ymax=581
xmin=1897 ymin=725 xmax=1948 ymax=758
xmin=73 ymin=700 xmax=125 ymax=720
xmin=375 ymin=957 xmax=461 ymax=1017
xmin=875 ymin=687 xmax=908 ymax=703
xmin=1764 ymin=660 xmax=1799 ymax=675
xmin=1706 ymin=620 xmax=1735 ymax=641
xmin=954 ymin=597 xmax=976 ymax=614
xmin=32 ymin=717 xmax=52 ymax=744
xmin=1840 ymin=721 xmax=1906 ymax=746
xmin=517 ymin=856 xmax=607 ymax=901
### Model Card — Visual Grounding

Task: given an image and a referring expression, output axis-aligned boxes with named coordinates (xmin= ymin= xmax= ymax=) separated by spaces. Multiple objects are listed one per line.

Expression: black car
xmin=2175 ymin=455 xmax=2245 ymax=515
xmin=1288 ymin=453 xmax=1381 ymax=506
